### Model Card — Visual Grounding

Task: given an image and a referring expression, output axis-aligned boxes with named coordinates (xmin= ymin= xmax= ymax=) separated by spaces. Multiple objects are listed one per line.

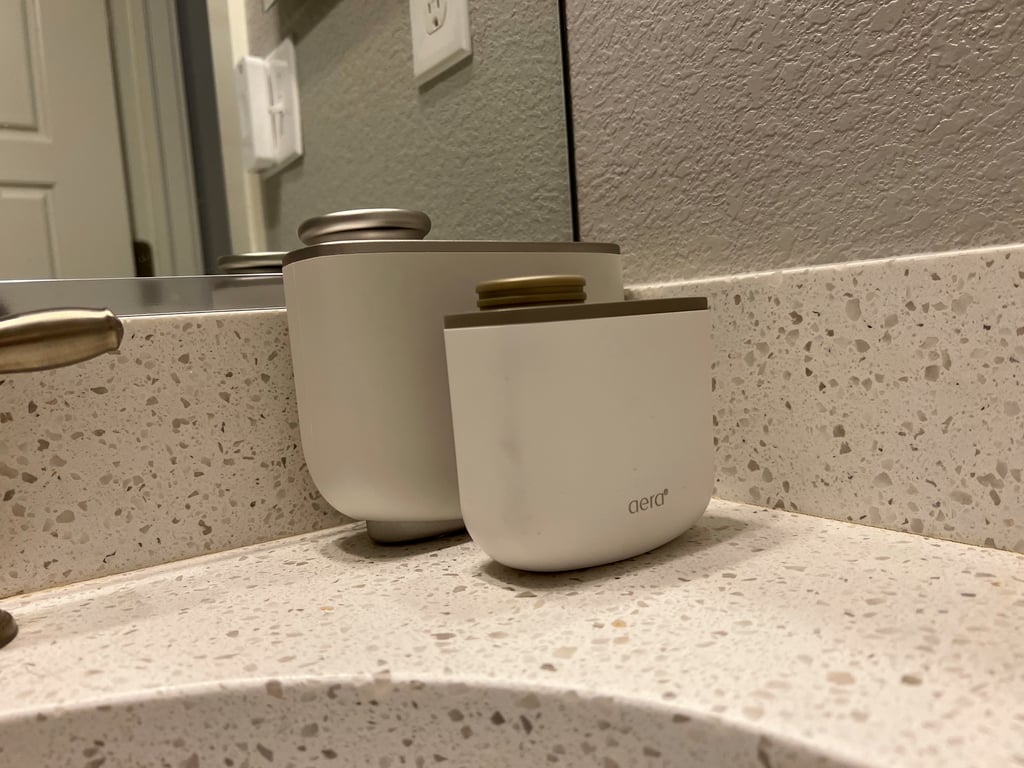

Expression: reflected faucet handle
xmin=0 ymin=307 xmax=124 ymax=374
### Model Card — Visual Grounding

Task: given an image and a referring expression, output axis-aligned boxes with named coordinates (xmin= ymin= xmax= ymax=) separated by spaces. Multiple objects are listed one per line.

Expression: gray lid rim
xmin=444 ymin=297 xmax=708 ymax=329
xmin=283 ymin=241 xmax=621 ymax=267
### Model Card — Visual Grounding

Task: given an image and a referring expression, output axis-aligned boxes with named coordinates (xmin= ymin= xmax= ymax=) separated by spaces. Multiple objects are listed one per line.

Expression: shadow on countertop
xmin=317 ymin=507 xmax=792 ymax=595
xmin=322 ymin=525 xmax=472 ymax=562
xmin=474 ymin=512 xmax=778 ymax=592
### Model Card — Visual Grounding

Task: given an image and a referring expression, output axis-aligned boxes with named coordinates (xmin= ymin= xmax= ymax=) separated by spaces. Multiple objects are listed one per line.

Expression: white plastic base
xmin=445 ymin=308 xmax=713 ymax=572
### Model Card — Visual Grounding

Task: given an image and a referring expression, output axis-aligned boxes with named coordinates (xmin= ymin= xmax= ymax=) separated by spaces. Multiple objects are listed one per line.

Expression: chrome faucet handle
xmin=0 ymin=308 xmax=124 ymax=374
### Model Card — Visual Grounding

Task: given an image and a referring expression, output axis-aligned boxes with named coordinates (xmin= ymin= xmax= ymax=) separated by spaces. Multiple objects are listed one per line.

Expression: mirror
xmin=0 ymin=0 xmax=574 ymax=289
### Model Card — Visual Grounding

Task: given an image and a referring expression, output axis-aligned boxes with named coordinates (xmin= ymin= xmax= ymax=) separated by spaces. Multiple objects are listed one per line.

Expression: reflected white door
xmin=0 ymin=0 xmax=134 ymax=279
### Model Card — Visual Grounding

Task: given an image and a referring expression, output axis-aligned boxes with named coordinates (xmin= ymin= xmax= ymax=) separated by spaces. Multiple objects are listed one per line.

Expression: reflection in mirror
xmin=0 ymin=0 xmax=575 ymax=293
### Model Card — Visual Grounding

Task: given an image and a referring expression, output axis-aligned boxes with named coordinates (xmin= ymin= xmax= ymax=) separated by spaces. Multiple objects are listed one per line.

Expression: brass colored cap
xmin=476 ymin=275 xmax=587 ymax=310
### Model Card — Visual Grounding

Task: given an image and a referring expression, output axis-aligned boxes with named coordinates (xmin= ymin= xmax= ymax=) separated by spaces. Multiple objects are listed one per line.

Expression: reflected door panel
xmin=0 ymin=0 xmax=133 ymax=279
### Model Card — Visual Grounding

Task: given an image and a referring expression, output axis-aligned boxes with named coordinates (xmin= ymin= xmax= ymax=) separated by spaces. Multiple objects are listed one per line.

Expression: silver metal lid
xmin=217 ymin=252 xmax=286 ymax=273
xmin=297 ymin=208 xmax=432 ymax=245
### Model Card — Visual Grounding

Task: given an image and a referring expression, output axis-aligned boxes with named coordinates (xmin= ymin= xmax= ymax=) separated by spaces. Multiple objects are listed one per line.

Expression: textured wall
xmin=246 ymin=0 xmax=573 ymax=249
xmin=567 ymin=0 xmax=1024 ymax=284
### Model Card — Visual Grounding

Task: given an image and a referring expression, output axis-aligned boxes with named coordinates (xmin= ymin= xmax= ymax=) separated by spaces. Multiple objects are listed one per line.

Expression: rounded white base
xmin=445 ymin=307 xmax=713 ymax=572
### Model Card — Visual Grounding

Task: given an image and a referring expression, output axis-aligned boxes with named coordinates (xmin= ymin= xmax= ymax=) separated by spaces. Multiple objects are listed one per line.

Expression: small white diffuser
xmin=444 ymin=277 xmax=712 ymax=572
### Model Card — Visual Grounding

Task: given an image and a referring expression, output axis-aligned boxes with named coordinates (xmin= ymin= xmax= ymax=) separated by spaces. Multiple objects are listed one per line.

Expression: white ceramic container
xmin=283 ymin=217 xmax=623 ymax=542
xmin=444 ymin=297 xmax=712 ymax=571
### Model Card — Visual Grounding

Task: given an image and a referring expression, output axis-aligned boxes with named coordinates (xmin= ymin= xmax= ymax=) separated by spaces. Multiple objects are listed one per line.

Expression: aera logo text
xmin=628 ymin=489 xmax=669 ymax=514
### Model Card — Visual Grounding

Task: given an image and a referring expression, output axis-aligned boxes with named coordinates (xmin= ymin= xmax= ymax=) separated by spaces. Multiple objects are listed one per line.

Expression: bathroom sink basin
xmin=0 ymin=677 xmax=862 ymax=767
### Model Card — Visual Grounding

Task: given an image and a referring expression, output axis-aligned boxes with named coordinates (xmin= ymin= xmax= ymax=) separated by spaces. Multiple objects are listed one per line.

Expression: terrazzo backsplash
xmin=0 ymin=310 xmax=342 ymax=598
xmin=3 ymin=243 xmax=1020 ymax=598
xmin=633 ymin=243 xmax=1024 ymax=553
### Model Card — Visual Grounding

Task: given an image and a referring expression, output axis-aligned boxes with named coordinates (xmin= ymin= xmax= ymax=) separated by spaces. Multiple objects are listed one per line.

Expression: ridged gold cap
xmin=475 ymin=275 xmax=587 ymax=310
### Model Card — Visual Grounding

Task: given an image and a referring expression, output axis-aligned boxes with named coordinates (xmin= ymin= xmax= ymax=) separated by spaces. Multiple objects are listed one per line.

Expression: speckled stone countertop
xmin=635 ymin=245 xmax=1024 ymax=555
xmin=1 ymin=500 xmax=1022 ymax=767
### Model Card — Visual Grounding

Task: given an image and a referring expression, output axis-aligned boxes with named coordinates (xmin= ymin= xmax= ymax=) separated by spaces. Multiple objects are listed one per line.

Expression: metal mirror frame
xmin=0 ymin=275 xmax=284 ymax=317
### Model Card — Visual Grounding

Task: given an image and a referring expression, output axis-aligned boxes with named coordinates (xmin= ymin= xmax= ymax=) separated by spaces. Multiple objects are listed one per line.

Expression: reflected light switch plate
xmin=409 ymin=0 xmax=472 ymax=86
xmin=265 ymin=38 xmax=303 ymax=173
xmin=235 ymin=38 xmax=303 ymax=175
